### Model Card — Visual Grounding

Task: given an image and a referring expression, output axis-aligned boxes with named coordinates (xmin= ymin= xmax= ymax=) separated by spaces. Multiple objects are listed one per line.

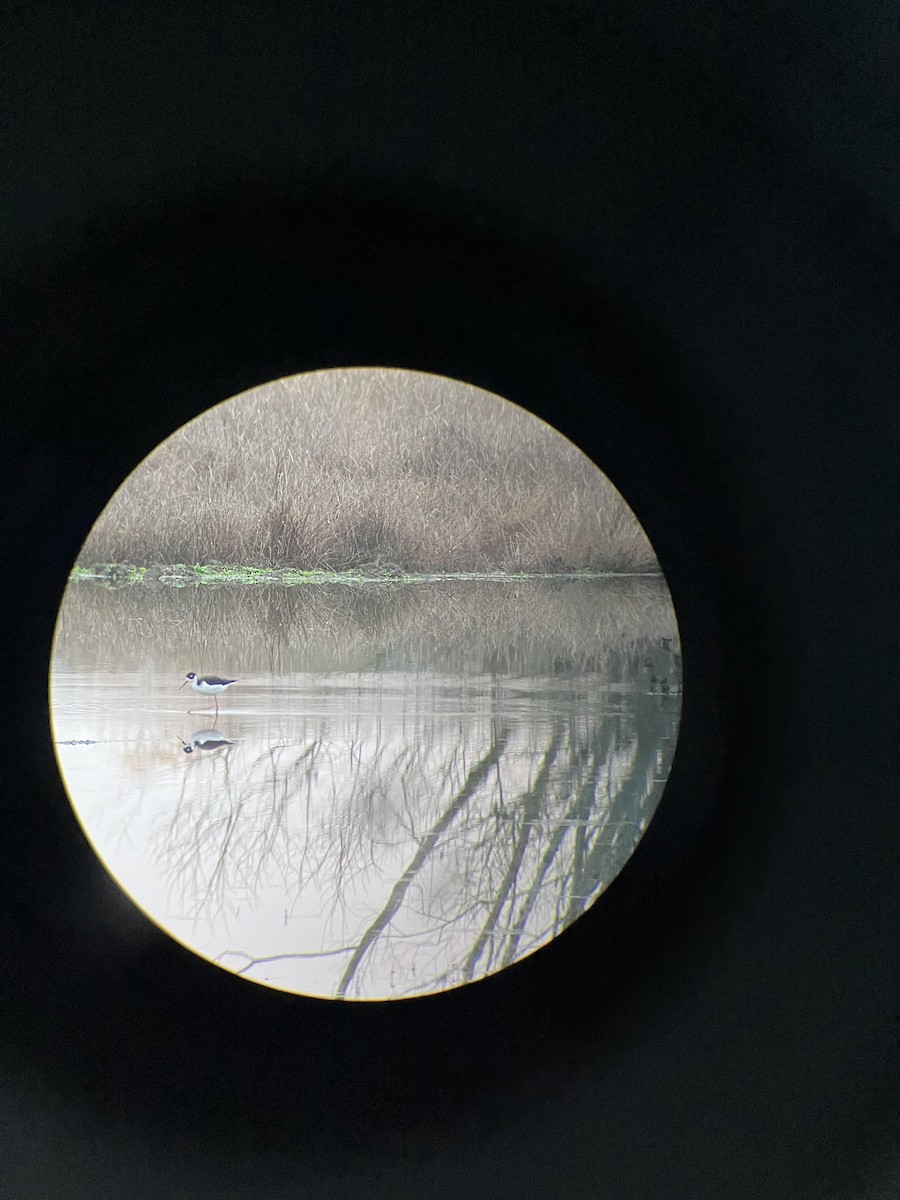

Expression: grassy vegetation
xmin=69 ymin=562 xmax=647 ymax=588
xmin=54 ymin=575 xmax=677 ymax=679
xmin=75 ymin=369 xmax=659 ymax=575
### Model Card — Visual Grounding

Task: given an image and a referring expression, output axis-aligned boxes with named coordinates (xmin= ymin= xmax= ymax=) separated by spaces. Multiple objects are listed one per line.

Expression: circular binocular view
xmin=50 ymin=368 xmax=681 ymax=1000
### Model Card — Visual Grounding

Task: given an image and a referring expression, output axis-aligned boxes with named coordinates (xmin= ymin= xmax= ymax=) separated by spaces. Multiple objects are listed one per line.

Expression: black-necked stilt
xmin=179 ymin=672 xmax=237 ymax=715
xmin=180 ymin=729 xmax=236 ymax=754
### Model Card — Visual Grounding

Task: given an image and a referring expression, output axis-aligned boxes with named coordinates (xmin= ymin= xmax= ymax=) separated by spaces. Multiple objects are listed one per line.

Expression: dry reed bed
xmin=78 ymin=369 xmax=657 ymax=573
xmin=54 ymin=576 xmax=678 ymax=677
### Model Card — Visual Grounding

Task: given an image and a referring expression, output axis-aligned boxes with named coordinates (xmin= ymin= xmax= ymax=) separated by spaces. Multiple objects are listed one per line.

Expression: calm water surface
xmin=51 ymin=577 xmax=681 ymax=999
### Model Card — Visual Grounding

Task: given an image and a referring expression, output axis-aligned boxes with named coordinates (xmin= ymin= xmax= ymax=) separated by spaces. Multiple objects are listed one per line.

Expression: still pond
xmin=51 ymin=576 xmax=680 ymax=1000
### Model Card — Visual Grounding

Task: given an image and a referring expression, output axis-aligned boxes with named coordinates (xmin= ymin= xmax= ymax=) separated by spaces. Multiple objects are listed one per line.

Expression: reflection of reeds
xmin=76 ymin=369 xmax=657 ymax=573
xmin=54 ymin=575 xmax=679 ymax=677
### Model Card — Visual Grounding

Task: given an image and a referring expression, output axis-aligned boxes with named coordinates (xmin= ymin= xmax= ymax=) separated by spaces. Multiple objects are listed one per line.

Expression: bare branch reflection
xmin=336 ymin=723 xmax=512 ymax=997
xmin=135 ymin=675 xmax=675 ymax=997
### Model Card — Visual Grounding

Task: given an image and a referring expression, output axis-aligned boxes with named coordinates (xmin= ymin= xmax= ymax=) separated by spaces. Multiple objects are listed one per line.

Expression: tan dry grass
xmin=79 ymin=368 xmax=657 ymax=573
xmin=54 ymin=575 xmax=678 ymax=678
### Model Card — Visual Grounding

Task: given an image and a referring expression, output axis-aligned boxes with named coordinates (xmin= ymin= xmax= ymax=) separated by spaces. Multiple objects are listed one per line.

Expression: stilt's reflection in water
xmin=180 ymin=728 xmax=237 ymax=754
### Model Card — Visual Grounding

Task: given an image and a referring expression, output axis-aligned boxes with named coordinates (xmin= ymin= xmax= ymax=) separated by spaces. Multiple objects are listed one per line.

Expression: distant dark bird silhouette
xmin=660 ymin=638 xmax=682 ymax=673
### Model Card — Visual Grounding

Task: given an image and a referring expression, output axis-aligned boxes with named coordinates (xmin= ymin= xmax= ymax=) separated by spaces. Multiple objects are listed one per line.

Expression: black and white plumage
xmin=180 ymin=729 xmax=236 ymax=754
xmin=179 ymin=672 xmax=237 ymax=713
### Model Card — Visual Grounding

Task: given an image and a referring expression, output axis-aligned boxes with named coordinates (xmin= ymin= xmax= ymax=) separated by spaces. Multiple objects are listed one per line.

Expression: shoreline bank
xmin=70 ymin=563 xmax=667 ymax=588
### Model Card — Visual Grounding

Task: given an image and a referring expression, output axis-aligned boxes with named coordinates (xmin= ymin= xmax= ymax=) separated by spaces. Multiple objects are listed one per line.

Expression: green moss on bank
xmin=69 ymin=562 xmax=661 ymax=588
